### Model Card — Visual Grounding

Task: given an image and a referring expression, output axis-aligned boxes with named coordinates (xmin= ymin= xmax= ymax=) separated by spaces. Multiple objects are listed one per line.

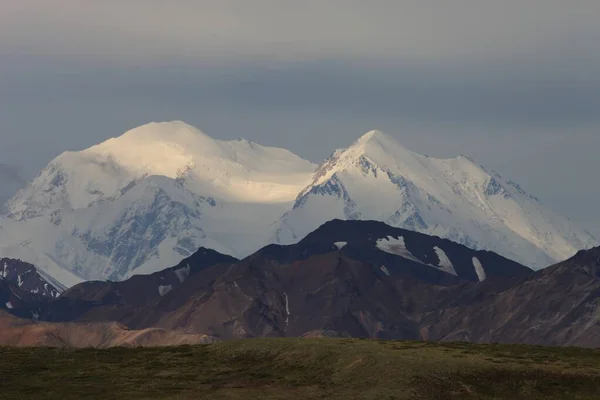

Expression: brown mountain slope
xmin=42 ymin=246 xmax=600 ymax=346
xmin=40 ymin=219 xmax=531 ymax=335
xmin=0 ymin=310 xmax=217 ymax=348
xmin=7 ymin=221 xmax=600 ymax=347
xmin=42 ymin=252 xmax=428 ymax=339
xmin=421 ymin=247 xmax=600 ymax=347
xmin=151 ymin=252 xmax=425 ymax=339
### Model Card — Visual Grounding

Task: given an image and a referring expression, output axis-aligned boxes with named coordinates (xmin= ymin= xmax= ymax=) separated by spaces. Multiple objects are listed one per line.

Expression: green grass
xmin=1 ymin=339 xmax=600 ymax=399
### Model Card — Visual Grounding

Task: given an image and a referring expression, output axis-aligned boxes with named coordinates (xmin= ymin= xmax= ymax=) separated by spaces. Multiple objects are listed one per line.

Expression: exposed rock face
xmin=42 ymin=252 xmax=424 ymax=340
xmin=0 ymin=258 xmax=62 ymax=298
xmin=420 ymin=246 xmax=600 ymax=347
xmin=0 ymin=278 xmax=47 ymax=321
xmin=43 ymin=247 xmax=238 ymax=322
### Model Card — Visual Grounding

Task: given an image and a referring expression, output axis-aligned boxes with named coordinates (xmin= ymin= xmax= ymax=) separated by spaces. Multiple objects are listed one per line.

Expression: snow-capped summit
xmin=0 ymin=123 xmax=595 ymax=286
xmin=7 ymin=121 xmax=316 ymax=220
xmin=301 ymin=129 xmax=438 ymax=197
xmin=2 ymin=122 xmax=317 ymax=282
xmin=276 ymin=129 xmax=596 ymax=268
xmin=354 ymin=129 xmax=397 ymax=146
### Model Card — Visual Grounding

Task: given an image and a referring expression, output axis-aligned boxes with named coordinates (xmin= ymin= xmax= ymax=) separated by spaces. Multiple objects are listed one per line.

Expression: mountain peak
xmin=96 ymin=121 xmax=216 ymax=152
xmin=352 ymin=130 xmax=405 ymax=151
xmin=127 ymin=120 xmax=207 ymax=136
xmin=356 ymin=129 xmax=387 ymax=142
xmin=284 ymin=127 xmax=597 ymax=270
xmin=320 ymin=129 xmax=417 ymax=175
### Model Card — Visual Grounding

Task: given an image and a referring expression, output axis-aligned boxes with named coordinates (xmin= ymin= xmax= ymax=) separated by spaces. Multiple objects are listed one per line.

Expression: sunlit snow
xmin=0 ymin=121 xmax=317 ymax=286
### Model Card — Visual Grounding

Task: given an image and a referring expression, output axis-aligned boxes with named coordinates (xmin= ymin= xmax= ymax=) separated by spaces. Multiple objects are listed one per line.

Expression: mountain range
xmin=0 ymin=121 xmax=595 ymax=288
xmin=2 ymin=219 xmax=599 ymax=347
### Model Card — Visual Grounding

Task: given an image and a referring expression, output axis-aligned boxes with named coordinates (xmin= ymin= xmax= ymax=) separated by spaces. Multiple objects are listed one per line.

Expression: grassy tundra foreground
xmin=1 ymin=338 xmax=599 ymax=399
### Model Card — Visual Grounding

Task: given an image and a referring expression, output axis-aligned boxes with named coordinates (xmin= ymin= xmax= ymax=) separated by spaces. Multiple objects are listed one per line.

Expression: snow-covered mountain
xmin=274 ymin=130 xmax=596 ymax=268
xmin=2 ymin=121 xmax=316 ymax=282
xmin=7 ymin=121 xmax=315 ymax=219
xmin=0 ymin=122 xmax=595 ymax=287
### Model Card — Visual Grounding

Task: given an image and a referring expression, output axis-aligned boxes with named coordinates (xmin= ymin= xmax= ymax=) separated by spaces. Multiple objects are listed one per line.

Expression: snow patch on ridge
xmin=158 ymin=284 xmax=172 ymax=296
xmin=473 ymin=257 xmax=486 ymax=282
xmin=433 ymin=247 xmax=458 ymax=276
xmin=376 ymin=236 xmax=460 ymax=277
xmin=334 ymin=241 xmax=347 ymax=250
xmin=174 ymin=264 xmax=190 ymax=283
xmin=376 ymin=236 xmax=422 ymax=263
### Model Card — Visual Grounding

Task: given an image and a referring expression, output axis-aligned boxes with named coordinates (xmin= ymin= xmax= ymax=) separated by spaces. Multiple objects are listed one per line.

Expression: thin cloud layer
xmin=0 ymin=1 xmax=599 ymax=235
xmin=2 ymin=0 xmax=600 ymax=68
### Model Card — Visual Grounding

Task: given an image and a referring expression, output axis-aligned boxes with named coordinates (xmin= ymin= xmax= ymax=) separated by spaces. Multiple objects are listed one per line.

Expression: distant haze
xmin=0 ymin=1 xmax=599 ymax=237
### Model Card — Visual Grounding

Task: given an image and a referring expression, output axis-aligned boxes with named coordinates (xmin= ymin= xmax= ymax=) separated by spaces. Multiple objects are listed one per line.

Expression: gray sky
xmin=1 ymin=0 xmax=599 ymax=236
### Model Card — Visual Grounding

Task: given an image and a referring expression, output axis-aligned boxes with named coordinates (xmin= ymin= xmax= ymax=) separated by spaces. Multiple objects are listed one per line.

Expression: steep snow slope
xmin=274 ymin=130 xmax=596 ymax=268
xmin=2 ymin=122 xmax=316 ymax=282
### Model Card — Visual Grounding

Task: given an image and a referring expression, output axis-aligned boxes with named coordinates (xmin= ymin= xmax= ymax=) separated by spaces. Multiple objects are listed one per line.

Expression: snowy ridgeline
xmin=376 ymin=236 xmax=483 ymax=279
xmin=0 ymin=121 xmax=594 ymax=288
xmin=376 ymin=236 xmax=486 ymax=281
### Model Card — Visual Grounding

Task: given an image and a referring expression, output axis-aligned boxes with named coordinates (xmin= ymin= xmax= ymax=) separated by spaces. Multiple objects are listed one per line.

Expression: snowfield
xmin=0 ymin=121 xmax=595 ymax=287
